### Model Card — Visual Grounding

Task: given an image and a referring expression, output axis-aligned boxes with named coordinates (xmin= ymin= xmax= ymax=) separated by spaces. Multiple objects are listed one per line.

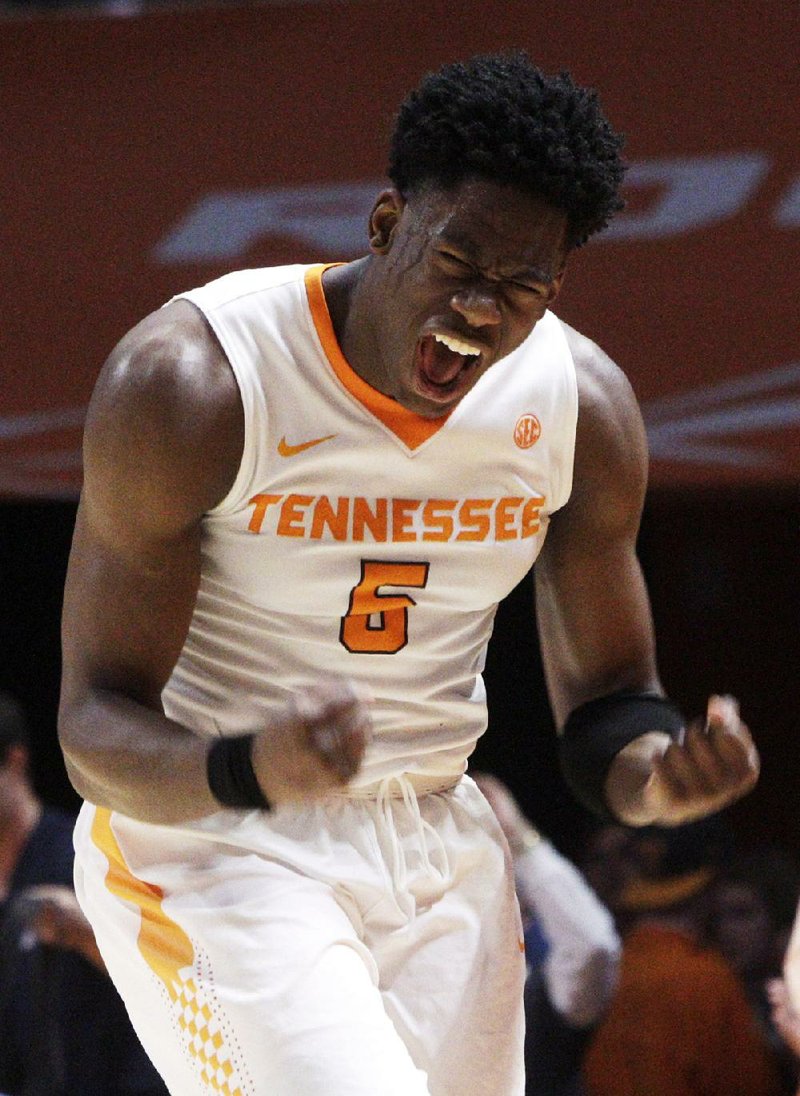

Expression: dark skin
xmin=325 ymin=183 xmax=568 ymax=419
xmin=58 ymin=178 xmax=758 ymax=826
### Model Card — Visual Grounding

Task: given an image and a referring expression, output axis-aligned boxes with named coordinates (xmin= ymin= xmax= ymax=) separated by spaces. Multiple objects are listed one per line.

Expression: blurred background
xmin=1 ymin=0 xmax=798 ymax=859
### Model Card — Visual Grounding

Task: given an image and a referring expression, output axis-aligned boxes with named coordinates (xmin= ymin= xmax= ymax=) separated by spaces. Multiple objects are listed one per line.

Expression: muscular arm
xmin=59 ymin=302 xmax=368 ymax=824
xmin=536 ymin=327 xmax=758 ymax=825
xmin=536 ymin=328 xmax=659 ymax=718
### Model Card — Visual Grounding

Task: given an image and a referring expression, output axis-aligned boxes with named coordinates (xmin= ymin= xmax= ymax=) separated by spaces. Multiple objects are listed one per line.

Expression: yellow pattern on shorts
xmin=91 ymin=807 xmax=246 ymax=1095
xmin=176 ymin=976 xmax=242 ymax=1095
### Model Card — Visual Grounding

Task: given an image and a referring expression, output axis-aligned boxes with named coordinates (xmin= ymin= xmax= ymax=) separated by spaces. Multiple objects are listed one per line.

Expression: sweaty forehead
xmin=421 ymin=181 xmax=569 ymax=280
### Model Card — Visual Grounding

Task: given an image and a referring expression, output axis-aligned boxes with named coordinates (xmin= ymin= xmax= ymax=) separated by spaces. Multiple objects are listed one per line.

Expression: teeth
xmin=433 ymin=332 xmax=481 ymax=357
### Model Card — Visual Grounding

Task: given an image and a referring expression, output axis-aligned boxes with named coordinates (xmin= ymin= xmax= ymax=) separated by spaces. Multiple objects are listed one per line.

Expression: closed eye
xmin=508 ymin=280 xmax=548 ymax=299
xmin=436 ymin=250 xmax=475 ymax=275
xmin=437 ymin=250 xmax=551 ymax=305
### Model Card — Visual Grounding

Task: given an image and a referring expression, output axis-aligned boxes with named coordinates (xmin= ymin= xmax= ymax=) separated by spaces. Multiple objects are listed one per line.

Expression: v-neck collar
xmin=304 ymin=264 xmax=451 ymax=451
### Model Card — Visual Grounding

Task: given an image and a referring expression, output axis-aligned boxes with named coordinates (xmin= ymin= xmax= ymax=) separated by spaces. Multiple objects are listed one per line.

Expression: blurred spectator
xmin=473 ymin=771 xmax=620 ymax=1096
xmin=583 ymin=818 xmax=785 ymax=1096
xmin=766 ymin=896 xmax=800 ymax=1095
xmin=0 ymin=690 xmax=167 ymax=1096
xmin=577 ymin=824 xmax=641 ymax=930
xmin=706 ymin=850 xmax=800 ymax=1092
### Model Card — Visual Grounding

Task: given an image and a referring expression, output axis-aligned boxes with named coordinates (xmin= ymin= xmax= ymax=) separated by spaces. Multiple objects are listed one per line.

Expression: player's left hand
xmin=641 ymin=694 xmax=760 ymax=826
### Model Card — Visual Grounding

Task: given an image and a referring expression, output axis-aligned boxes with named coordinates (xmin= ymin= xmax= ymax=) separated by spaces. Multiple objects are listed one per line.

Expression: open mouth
xmin=414 ymin=332 xmax=483 ymax=401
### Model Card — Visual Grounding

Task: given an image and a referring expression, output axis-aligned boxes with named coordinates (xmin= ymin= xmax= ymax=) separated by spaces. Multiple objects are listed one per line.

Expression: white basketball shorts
xmin=72 ymin=774 xmax=525 ymax=1095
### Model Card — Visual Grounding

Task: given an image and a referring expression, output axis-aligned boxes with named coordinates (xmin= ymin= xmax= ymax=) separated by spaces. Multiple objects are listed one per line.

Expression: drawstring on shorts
xmin=375 ymin=775 xmax=454 ymax=912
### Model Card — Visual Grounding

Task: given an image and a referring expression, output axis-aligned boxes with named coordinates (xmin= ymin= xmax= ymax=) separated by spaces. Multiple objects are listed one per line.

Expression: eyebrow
xmin=435 ymin=232 xmax=556 ymax=285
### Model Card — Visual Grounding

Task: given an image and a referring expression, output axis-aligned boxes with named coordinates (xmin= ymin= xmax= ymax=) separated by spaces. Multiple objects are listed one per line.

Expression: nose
xmin=450 ymin=285 xmax=502 ymax=328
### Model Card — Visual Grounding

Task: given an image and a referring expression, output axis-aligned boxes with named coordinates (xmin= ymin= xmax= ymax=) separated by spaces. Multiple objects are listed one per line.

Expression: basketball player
xmin=58 ymin=54 xmax=759 ymax=1095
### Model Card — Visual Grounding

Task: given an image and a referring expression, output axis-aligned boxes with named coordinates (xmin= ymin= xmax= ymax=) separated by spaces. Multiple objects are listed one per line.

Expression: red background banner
xmin=2 ymin=0 xmax=799 ymax=497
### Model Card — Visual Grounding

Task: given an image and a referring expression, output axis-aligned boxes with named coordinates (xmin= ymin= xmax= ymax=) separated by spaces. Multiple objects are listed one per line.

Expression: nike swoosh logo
xmin=277 ymin=433 xmax=337 ymax=457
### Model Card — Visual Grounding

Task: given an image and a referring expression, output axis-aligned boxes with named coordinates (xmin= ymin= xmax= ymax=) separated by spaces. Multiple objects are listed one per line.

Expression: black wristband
xmin=558 ymin=691 xmax=684 ymax=822
xmin=206 ymin=734 xmax=271 ymax=811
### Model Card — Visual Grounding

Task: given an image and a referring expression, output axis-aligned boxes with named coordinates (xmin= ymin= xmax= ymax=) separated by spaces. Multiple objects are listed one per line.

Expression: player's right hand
xmin=251 ymin=680 xmax=372 ymax=804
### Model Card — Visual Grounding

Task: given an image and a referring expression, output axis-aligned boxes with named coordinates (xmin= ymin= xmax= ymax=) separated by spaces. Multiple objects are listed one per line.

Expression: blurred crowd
xmin=3 ymin=687 xmax=800 ymax=1095
xmin=0 ymin=691 xmax=168 ymax=1096
xmin=479 ymin=770 xmax=800 ymax=1096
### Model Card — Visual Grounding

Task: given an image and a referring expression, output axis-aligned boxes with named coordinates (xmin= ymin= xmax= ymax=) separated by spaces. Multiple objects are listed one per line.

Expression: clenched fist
xmin=251 ymin=681 xmax=373 ymax=805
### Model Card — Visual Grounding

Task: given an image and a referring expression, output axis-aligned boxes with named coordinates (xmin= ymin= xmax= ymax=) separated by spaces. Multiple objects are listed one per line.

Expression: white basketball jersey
xmin=162 ymin=264 xmax=578 ymax=787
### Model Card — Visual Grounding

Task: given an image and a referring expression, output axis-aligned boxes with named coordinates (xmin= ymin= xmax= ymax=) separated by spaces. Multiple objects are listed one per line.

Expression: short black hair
xmin=388 ymin=52 xmax=626 ymax=249
xmin=0 ymin=690 xmax=29 ymax=764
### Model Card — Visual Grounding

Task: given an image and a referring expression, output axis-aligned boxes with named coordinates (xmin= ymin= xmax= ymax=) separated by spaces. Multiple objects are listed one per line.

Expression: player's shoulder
xmin=83 ymin=299 xmax=243 ymax=520
xmin=559 ymin=321 xmax=648 ymax=505
xmin=90 ymin=300 xmax=236 ymax=436
xmin=179 ymin=263 xmax=311 ymax=311
xmin=560 ymin=322 xmax=638 ymax=420
xmin=97 ymin=298 xmax=233 ymax=410
xmin=560 ymin=321 xmax=644 ymax=446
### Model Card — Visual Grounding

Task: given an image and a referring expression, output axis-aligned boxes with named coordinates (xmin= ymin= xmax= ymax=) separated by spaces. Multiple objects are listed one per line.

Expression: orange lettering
xmin=352 ymin=497 xmax=388 ymax=542
xmin=247 ymin=493 xmax=282 ymax=534
xmin=392 ymin=498 xmax=421 ymax=542
xmin=277 ymin=494 xmax=313 ymax=537
xmin=522 ymin=495 xmax=545 ymax=537
xmin=310 ymin=495 xmax=349 ymax=540
xmin=422 ymin=499 xmax=456 ymax=542
xmin=495 ymin=497 xmax=523 ymax=541
xmin=249 ymin=492 xmax=545 ymax=543
xmin=456 ymin=499 xmax=492 ymax=541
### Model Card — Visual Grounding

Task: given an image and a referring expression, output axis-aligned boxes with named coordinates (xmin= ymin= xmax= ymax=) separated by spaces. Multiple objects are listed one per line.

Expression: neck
xmin=321 ymin=257 xmax=389 ymax=395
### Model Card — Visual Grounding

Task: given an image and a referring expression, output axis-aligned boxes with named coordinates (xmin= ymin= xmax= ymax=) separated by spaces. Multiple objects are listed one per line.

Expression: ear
xmin=368 ymin=188 xmax=406 ymax=254
xmin=546 ymin=266 xmax=567 ymax=306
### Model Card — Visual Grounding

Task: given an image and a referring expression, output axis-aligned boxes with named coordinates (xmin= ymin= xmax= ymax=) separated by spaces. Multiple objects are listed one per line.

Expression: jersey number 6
xmin=340 ymin=560 xmax=430 ymax=654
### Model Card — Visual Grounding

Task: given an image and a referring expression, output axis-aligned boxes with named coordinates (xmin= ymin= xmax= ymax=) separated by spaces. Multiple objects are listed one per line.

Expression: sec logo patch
xmin=514 ymin=414 xmax=541 ymax=449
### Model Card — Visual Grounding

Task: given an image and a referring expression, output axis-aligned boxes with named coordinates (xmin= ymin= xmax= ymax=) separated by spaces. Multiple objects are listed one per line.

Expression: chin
xmin=417 ymin=401 xmax=455 ymax=420
xmin=401 ymin=384 xmax=458 ymax=419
